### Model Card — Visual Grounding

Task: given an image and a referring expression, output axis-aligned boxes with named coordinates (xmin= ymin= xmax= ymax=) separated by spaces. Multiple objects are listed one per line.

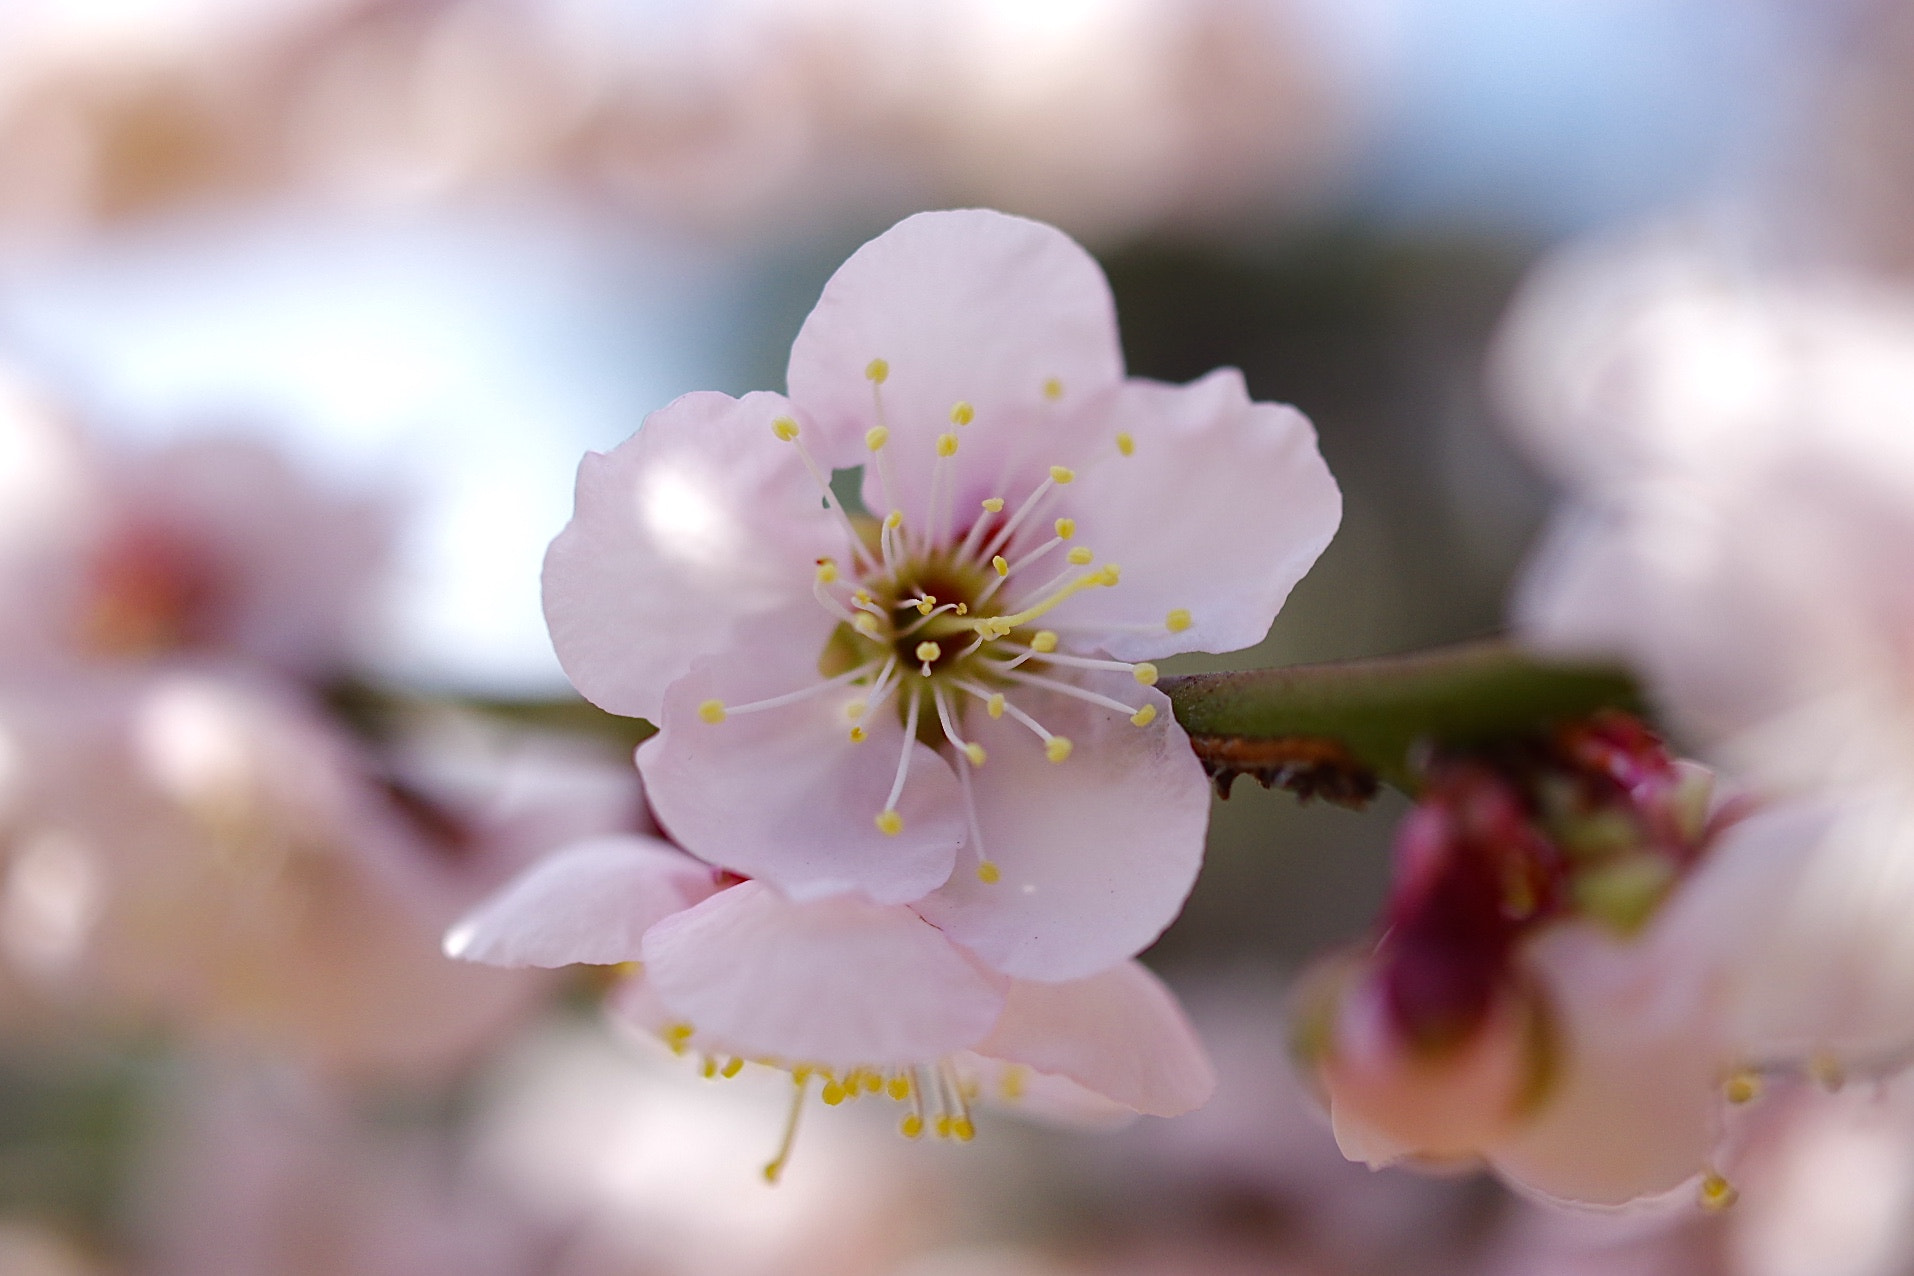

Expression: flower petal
xmin=786 ymin=209 xmax=1124 ymax=528
xmin=1052 ymin=370 xmax=1340 ymax=661
xmin=443 ymin=834 xmax=717 ymax=968
xmin=972 ymin=962 xmax=1215 ymax=1117
xmin=640 ymin=654 xmax=967 ymax=905
xmin=641 ymin=881 xmax=1007 ymax=1067
xmin=956 ymin=1051 xmax=1139 ymax=1129
xmin=542 ymin=390 xmax=845 ymax=720
xmin=914 ymin=679 xmax=1209 ymax=980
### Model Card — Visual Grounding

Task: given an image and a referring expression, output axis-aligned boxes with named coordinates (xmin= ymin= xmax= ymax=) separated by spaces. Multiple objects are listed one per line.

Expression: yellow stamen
xmin=772 ymin=416 xmax=800 ymax=441
xmin=876 ymin=810 xmax=904 ymax=836
xmin=999 ymin=1066 xmax=1027 ymax=1100
xmin=815 ymin=559 xmax=838 ymax=584
xmin=951 ymin=1117 xmax=975 ymax=1142
xmin=935 ymin=1115 xmax=953 ymax=1139
xmin=1043 ymin=377 xmax=1063 ymax=401
xmin=1097 ymin=564 xmax=1121 ymax=586
xmin=854 ymin=613 xmax=880 ymax=637
xmin=1049 ymin=465 xmax=1075 ymax=484
xmin=993 ymin=555 xmax=1009 ymax=576
xmin=982 ymin=497 xmax=1005 ymax=513
xmin=986 ymin=693 xmax=1005 ymax=719
xmin=886 ymin=1075 xmax=910 ymax=1101
xmin=976 ymin=860 xmax=1001 ymax=884
xmin=698 ymin=700 xmax=726 ymax=724
xmin=950 ymin=401 xmax=974 ymax=425
xmin=1724 ymin=1071 xmax=1761 ymax=1105
xmin=1133 ymin=663 xmax=1158 ymax=685
xmin=937 ymin=433 xmax=959 ymax=457
xmin=900 ymin=1114 xmax=924 ymax=1139
xmin=849 ymin=726 xmax=867 ymax=742
xmin=1700 ymin=1172 xmax=1738 ymax=1211
xmin=1066 ymin=546 xmax=1093 ymax=565
xmin=915 ymin=595 xmax=937 ymax=615
xmin=1029 ymin=631 xmax=1058 ymax=653
xmin=1130 ymin=704 xmax=1157 ymax=727
xmin=884 ymin=509 xmax=904 ymax=529
xmin=1045 ymin=737 xmax=1074 ymax=763
xmin=916 ymin=641 xmax=941 ymax=664
xmin=722 ymin=1057 xmax=744 ymax=1078
xmin=702 ymin=1055 xmax=719 ymax=1079
xmin=963 ymin=743 xmax=986 ymax=766
xmin=1115 ymin=431 xmax=1134 ymax=456
xmin=866 ymin=358 xmax=890 ymax=384
xmin=763 ymin=1073 xmax=810 ymax=1184
xmin=821 ymin=1079 xmax=846 ymax=1106
xmin=1166 ymin=608 xmax=1192 ymax=632
xmin=862 ymin=1071 xmax=883 ymax=1093
xmin=1054 ymin=518 xmax=1076 ymax=540
xmin=866 ymin=426 xmax=890 ymax=451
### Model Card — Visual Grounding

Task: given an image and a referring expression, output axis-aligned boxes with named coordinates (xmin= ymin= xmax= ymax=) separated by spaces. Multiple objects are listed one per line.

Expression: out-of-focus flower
xmin=1493 ymin=230 xmax=1914 ymax=1084
xmin=1294 ymin=713 xmax=1752 ymax=1206
xmin=547 ymin=208 xmax=1336 ymax=984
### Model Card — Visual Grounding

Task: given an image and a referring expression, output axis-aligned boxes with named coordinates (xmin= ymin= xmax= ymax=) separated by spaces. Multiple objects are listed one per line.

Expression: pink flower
xmin=543 ymin=208 xmax=1339 ymax=980
xmin=449 ymin=832 xmax=1216 ymax=1175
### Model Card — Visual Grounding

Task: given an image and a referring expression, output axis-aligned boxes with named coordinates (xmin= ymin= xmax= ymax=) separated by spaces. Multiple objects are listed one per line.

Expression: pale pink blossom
xmin=544 ymin=208 xmax=1338 ymax=983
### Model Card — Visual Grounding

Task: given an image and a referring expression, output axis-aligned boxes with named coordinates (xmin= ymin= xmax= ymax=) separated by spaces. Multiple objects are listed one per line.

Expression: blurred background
xmin=0 ymin=0 xmax=1906 ymax=1271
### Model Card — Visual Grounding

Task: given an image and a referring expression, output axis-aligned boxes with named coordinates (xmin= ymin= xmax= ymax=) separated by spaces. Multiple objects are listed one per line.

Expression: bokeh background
xmin=0 ymin=0 xmax=1906 ymax=1272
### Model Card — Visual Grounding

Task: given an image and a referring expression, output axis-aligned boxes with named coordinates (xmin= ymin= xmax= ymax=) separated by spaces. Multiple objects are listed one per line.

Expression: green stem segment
xmin=1160 ymin=639 xmax=1645 ymax=799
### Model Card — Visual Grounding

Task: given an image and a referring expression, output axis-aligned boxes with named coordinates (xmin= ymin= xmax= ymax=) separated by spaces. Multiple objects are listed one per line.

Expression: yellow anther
xmin=1054 ymin=518 xmax=1076 ymax=540
xmin=955 ymin=603 xmax=968 ymax=615
xmin=1133 ymin=663 xmax=1158 ymax=686
xmin=1700 ymin=1172 xmax=1739 ymax=1211
xmin=900 ymin=1114 xmax=924 ymax=1139
xmin=792 ymin=1064 xmax=813 ymax=1083
xmin=698 ymin=700 xmax=726 ymax=724
xmin=1066 ymin=546 xmax=1093 ymax=566
xmin=916 ymin=641 xmax=942 ymax=664
xmin=1030 ymin=631 xmax=1059 ymax=653
xmin=950 ymin=401 xmax=974 ymax=425
xmin=934 ymin=1115 xmax=953 ymax=1139
xmin=854 ymin=613 xmax=880 ymax=637
xmin=951 ymin=1117 xmax=975 ymax=1142
xmin=866 ymin=358 xmax=890 ymax=384
xmin=999 ymin=1066 xmax=1027 ymax=1100
xmin=876 ymin=810 xmax=904 ymax=836
xmin=1130 ymin=704 xmax=1157 ymax=727
xmin=722 ymin=1057 xmax=744 ymax=1078
xmin=1049 ymin=465 xmax=1076 ymax=484
xmin=1043 ymin=377 xmax=1063 ymax=401
xmin=937 ymin=432 xmax=959 ymax=458
xmin=993 ymin=555 xmax=1009 ymax=577
xmin=986 ymin=694 xmax=1005 ymax=719
xmin=886 ymin=1075 xmax=910 ymax=1101
xmin=815 ymin=559 xmax=839 ymax=583
xmin=1045 ymin=737 xmax=1074 ymax=763
xmin=981 ymin=497 xmax=1005 ymax=513
xmin=849 ymin=726 xmax=867 ymax=743
xmin=1166 ymin=608 xmax=1192 ymax=632
xmin=866 ymin=425 xmax=890 ymax=451
xmin=1811 ymin=1053 xmax=1846 ymax=1092
xmin=702 ymin=1056 xmax=719 ymax=1079
xmin=976 ymin=860 xmax=1001 ymax=884
xmin=916 ymin=595 xmax=938 ymax=615
xmin=666 ymin=1022 xmax=695 ymax=1044
xmin=1724 ymin=1071 xmax=1761 ymax=1105
xmin=821 ymin=1080 xmax=846 ymax=1106
xmin=884 ymin=509 xmax=904 ymax=529
xmin=853 ymin=588 xmax=872 ymax=605
xmin=846 ymin=699 xmax=868 ymax=720
xmin=1115 ymin=431 xmax=1134 ymax=456
xmin=1097 ymin=564 xmax=1121 ymax=586
xmin=772 ymin=416 xmax=800 ymax=441
xmin=864 ymin=1071 xmax=883 ymax=1093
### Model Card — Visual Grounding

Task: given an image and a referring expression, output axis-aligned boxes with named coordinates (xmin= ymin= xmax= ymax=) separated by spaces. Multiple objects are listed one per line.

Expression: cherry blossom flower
xmin=544 ymin=207 xmax=1339 ymax=983
xmin=450 ymin=830 xmax=1216 ymax=1179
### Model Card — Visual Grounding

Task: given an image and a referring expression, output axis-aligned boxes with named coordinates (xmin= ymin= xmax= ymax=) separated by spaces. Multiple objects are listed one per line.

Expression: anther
xmin=977 ymin=860 xmax=1001 ymax=884
xmin=987 ymin=694 xmax=1005 ymax=718
xmin=1043 ymin=377 xmax=1063 ymax=401
xmin=1054 ymin=518 xmax=1076 ymax=540
xmin=1724 ymin=1071 xmax=1761 ymax=1105
xmin=876 ymin=811 xmax=904 ymax=836
xmin=886 ymin=1074 xmax=910 ymax=1101
xmin=821 ymin=1079 xmax=847 ymax=1106
xmin=1097 ymin=565 xmax=1121 ymax=586
xmin=1699 ymin=1172 xmax=1738 ymax=1211
xmin=916 ymin=641 xmax=941 ymax=665
xmin=1133 ymin=663 xmax=1158 ymax=685
xmin=1045 ymin=737 xmax=1074 ymax=763
xmin=937 ymin=433 xmax=959 ymax=457
xmin=950 ymin=401 xmax=974 ymax=425
xmin=866 ymin=358 xmax=890 ymax=384
xmin=900 ymin=1115 xmax=924 ymax=1139
xmin=866 ymin=426 xmax=890 ymax=451
xmin=698 ymin=700 xmax=726 ymax=724
xmin=885 ymin=510 xmax=904 ymax=529
xmin=917 ymin=595 xmax=938 ymax=615
xmin=1130 ymin=705 xmax=1157 ymax=727
xmin=952 ymin=1117 xmax=975 ymax=1142
xmin=992 ymin=555 xmax=1009 ymax=577
xmin=1049 ymin=465 xmax=1076 ymax=484
xmin=772 ymin=416 xmax=800 ymax=442
xmin=815 ymin=559 xmax=839 ymax=584
xmin=1115 ymin=431 xmax=1134 ymax=456
xmin=849 ymin=727 xmax=867 ymax=742
xmin=702 ymin=1055 xmax=719 ymax=1079
xmin=1030 ymin=631 xmax=1058 ymax=653
xmin=982 ymin=497 xmax=1005 ymax=513
xmin=722 ymin=1057 xmax=744 ymax=1078
xmin=854 ymin=614 xmax=880 ymax=637
xmin=963 ymin=743 xmax=986 ymax=766
xmin=1166 ymin=609 xmax=1191 ymax=632
xmin=1066 ymin=546 xmax=1093 ymax=566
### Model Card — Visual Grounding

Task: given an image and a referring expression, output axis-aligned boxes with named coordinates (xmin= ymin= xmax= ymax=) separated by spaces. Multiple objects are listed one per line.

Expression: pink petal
xmin=443 ymin=834 xmax=717 ymax=968
xmin=640 ymin=654 xmax=966 ymax=905
xmin=914 ymin=679 xmax=1209 ymax=980
xmin=973 ymin=962 xmax=1216 ymax=1117
xmin=542 ymin=390 xmax=846 ymax=720
xmin=786 ymin=210 xmax=1124 ymax=529
xmin=1490 ymin=922 xmax=1724 ymax=1206
xmin=641 ymin=881 xmax=1007 ymax=1067
xmin=1053 ymin=370 xmax=1341 ymax=661
xmin=956 ymin=1051 xmax=1139 ymax=1129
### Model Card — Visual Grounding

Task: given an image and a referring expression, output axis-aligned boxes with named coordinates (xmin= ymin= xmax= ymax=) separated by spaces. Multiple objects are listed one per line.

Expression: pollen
xmin=963 ymin=743 xmax=986 ymax=766
xmin=976 ymin=860 xmax=1001 ymax=884
xmin=698 ymin=700 xmax=727 ymax=724
xmin=887 ymin=1075 xmax=910 ymax=1101
xmin=1049 ymin=465 xmax=1076 ymax=484
xmin=937 ymin=433 xmax=960 ymax=457
xmin=1723 ymin=1071 xmax=1762 ymax=1105
xmin=722 ymin=1057 xmax=745 ymax=1078
xmin=1115 ymin=431 xmax=1134 ymax=456
xmin=1043 ymin=377 xmax=1063 ymax=401
xmin=1030 ymin=631 xmax=1058 ymax=653
xmin=986 ymin=693 xmax=1005 ymax=718
xmin=821 ymin=1079 xmax=847 ymax=1106
xmin=866 ymin=358 xmax=890 ymax=384
xmin=951 ymin=1117 xmax=976 ymax=1142
xmin=1133 ymin=663 xmax=1158 ymax=685
xmin=981 ymin=497 xmax=1005 ymax=513
xmin=849 ymin=726 xmax=867 ymax=742
xmin=916 ymin=641 xmax=942 ymax=664
xmin=1130 ymin=705 xmax=1157 ymax=727
xmin=950 ymin=401 xmax=974 ymax=425
xmin=915 ymin=595 xmax=938 ymax=615
xmin=1045 ymin=737 xmax=1074 ymax=763
xmin=1700 ymin=1172 xmax=1739 ymax=1212
xmin=1097 ymin=565 xmax=1121 ymax=586
xmin=1054 ymin=518 xmax=1076 ymax=540
xmin=866 ymin=425 xmax=891 ymax=451
xmin=772 ymin=416 xmax=800 ymax=441
xmin=1166 ymin=608 xmax=1192 ymax=632
xmin=876 ymin=810 xmax=904 ymax=836
xmin=993 ymin=555 xmax=1009 ymax=576
xmin=1067 ymin=546 xmax=1093 ymax=565
xmin=900 ymin=1114 xmax=924 ymax=1139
